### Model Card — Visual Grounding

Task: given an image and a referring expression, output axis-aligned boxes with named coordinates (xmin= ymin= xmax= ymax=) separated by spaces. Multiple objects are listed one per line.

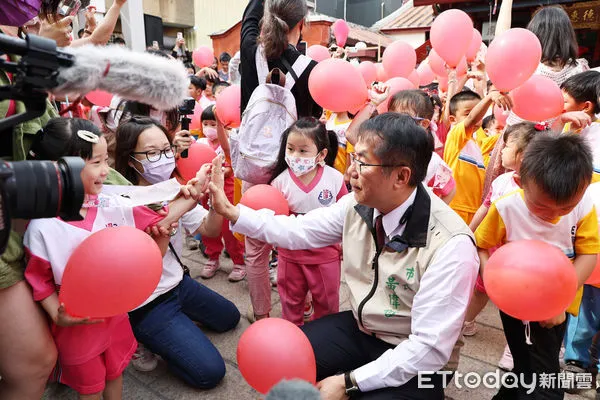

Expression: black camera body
xmin=178 ymin=97 xmax=196 ymax=158
xmin=0 ymin=34 xmax=86 ymax=254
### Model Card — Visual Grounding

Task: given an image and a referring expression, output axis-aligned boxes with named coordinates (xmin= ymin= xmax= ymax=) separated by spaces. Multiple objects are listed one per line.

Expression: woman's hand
xmin=173 ymin=130 xmax=194 ymax=154
xmin=39 ymin=16 xmax=74 ymax=47
xmin=55 ymin=304 xmax=103 ymax=327
xmin=180 ymin=164 xmax=213 ymax=202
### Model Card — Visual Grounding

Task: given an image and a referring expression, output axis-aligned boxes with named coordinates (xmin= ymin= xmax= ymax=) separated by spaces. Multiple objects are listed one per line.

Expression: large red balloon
xmin=332 ymin=19 xmax=350 ymax=47
xmin=511 ymin=75 xmax=563 ymax=122
xmin=240 ymin=184 xmax=289 ymax=215
xmin=430 ymin=9 xmax=474 ymax=68
xmin=307 ymin=45 xmax=330 ymax=62
xmin=382 ymin=41 xmax=416 ymax=79
xmin=586 ymin=256 xmax=600 ymax=285
xmin=237 ymin=318 xmax=316 ymax=394
xmin=378 ymin=77 xmax=415 ymax=113
xmin=408 ymin=70 xmax=420 ymax=87
xmin=59 ymin=226 xmax=162 ymax=318
xmin=86 ymin=90 xmax=113 ymax=107
xmin=308 ymin=58 xmax=368 ymax=113
xmin=192 ymin=46 xmax=214 ymax=68
xmin=357 ymin=61 xmax=378 ymax=87
xmin=215 ymin=84 xmax=241 ymax=128
xmin=484 ymin=240 xmax=578 ymax=321
xmin=486 ymin=28 xmax=542 ymax=92
xmin=176 ymin=142 xmax=218 ymax=181
xmin=375 ymin=62 xmax=388 ymax=82
xmin=417 ymin=62 xmax=435 ymax=86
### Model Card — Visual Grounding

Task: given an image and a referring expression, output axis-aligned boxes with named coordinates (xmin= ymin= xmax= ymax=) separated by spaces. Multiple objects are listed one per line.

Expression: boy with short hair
xmin=188 ymin=76 xmax=207 ymax=102
xmin=218 ymin=52 xmax=232 ymax=82
xmin=475 ymin=132 xmax=600 ymax=399
xmin=443 ymin=90 xmax=510 ymax=224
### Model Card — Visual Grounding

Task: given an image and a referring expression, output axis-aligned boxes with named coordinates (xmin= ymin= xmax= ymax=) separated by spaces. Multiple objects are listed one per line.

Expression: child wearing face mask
xmin=197 ymin=106 xmax=247 ymax=281
xmin=23 ymin=118 xmax=167 ymax=399
xmin=268 ymin=118 xmax=347 ymax=326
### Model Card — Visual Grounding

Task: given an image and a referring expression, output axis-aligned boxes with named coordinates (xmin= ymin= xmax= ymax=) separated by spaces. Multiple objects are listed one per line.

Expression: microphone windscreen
xmin=265 ymin=379 xmax=321 ymax=400
xmin=53 ymin=45 xmax=189 ymax=110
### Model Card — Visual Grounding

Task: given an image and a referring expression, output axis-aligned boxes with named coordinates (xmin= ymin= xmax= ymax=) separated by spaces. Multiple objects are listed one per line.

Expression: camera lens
xmin=2 ymin=157 xmax=85 ymax=221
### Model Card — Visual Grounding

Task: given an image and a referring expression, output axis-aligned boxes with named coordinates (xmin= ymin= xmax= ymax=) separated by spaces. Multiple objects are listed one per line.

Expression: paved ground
xmin=43 ymin=244 xmax=597 ymax=399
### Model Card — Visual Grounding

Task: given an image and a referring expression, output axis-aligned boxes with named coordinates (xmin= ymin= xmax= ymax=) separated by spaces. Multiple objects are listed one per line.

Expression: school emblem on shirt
xmin=318 ymin=189 xmax=334 ymax=206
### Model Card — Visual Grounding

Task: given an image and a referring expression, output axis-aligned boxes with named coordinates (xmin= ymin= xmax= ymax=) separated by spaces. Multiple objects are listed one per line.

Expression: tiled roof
xmin=372 ymin=0 xmax=434 ymax=31
xmin=308 ymin=12 xmax=394 ymax=47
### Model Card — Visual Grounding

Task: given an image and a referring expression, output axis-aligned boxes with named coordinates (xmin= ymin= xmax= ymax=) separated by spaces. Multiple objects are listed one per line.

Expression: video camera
xmin=0 ymin=33 xmax=86 ymax=254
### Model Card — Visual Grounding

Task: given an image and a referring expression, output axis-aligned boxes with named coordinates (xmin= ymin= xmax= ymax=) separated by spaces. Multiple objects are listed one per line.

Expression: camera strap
xmin=168 ymin=242 xmax=190 ymax=276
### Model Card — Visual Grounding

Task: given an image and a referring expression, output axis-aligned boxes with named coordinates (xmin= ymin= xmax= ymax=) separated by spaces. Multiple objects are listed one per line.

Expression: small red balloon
xmin=382 ymin=41 xmax=416 ymax=79
xmin=215 ymin=84 xmax=241 ymax=128
xmin=332 ymin=19 xmax=350 ymax=48
xmin=307 ymin=45 xmax=330 ymax=62
xmin=357 ymin=61 xmax=378 ymax=87
xmin=85 ymin=90 xmax=113 ymax=107
xmin=428 ymin=49 xmax=446 ymax=77
xmin=417 ymin=62 xmax=435 ymax=86
xmin=483 ymin=240 xmax=578 ymax=321
xmin=466 ymin=28 xmax=483 ymax=63
xmin=189 ymin=103 xmax=204 ymax=132
xmin=59 ymin=226 xmax=163 ymax=318
xmin=308 ymin=58 xmax=368 ymax=113
xmin=193 ymin=46 xmax=214 ymax=68
xmin=176 ymin=142 xmax=218 ymax=181
xmin=493 ymin=105 xmax=509 ymax=127
xmin=430 ymin=9 xmax=474 ymax=68
xmin=408 ymin=70 xmax=420 ymax=88
xmin=237 ymin=318 xmax=316 ymax=394
xmin=375 ymin=62 xmax=388 ymax=82
xmin=240 ymin=184 xmax=289 ymax=216
xmin=378 ymin=77 xmax=415 ymax=113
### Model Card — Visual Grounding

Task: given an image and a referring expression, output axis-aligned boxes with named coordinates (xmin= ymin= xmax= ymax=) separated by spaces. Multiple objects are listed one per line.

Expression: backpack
xmin=230 ymin=46 xmax=312 ymax=184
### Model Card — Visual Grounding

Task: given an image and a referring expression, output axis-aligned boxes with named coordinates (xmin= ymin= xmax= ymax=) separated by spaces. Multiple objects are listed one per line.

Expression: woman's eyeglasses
xmin=131 ymin=145 xmax=176 ymax=163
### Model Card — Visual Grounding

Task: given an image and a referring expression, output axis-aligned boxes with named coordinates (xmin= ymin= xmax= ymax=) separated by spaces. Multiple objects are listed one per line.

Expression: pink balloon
xmin=308 ymin=59 xmax=368 ymax=113
xmin=430 ymin=9 xmax=474 ymax=68
xmin=493 ymin=105 xmax=509 ymax=127
xmin=193 ymin=46 xmax=214 ymax=68
xmin=486 ymin=28 xmax=542 ymax=92
xmin=417 ymin=62 xmax=435 ymax=86
xmin=375 ymin=63 xmax=388 ymax=82
xmin=215 ymin=84 xmax=241 ymax=128
xmin=357 ymin=61 xmax=377 ymax=87
xmin=456 ymin=57 xmax=468 ymax=77
xmin=307 ymin=45 xmax=330 ymax=62
xmin=408 ymin=70 xmax=420 ymax=87
xmin=176 ymin=142 xmax=218 ymax=181
xmin=382 ymin=41 xmax=416 ymax=79
xmin=466 ymin=29 xmax=483 ymax=62
xmin=332 ymin=20 xmax=350 ymax=48
xmin=85 ymin=90 xmax=113 ymax=107
xmin=378 ymin=77 xmax=415 ymax=113
xmin=428 ymin=49 xmax=446 ymax=77
xmin=437 ymin=75 xmax=449 ymax=92
xmin=511 ymin=75 xmax=563 ymax=122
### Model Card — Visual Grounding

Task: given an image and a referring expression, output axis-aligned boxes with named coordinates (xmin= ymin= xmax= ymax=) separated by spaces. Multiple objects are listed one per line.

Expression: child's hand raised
xmin=180 ymin=164 xmax=213 ymax=202
xmin=489 ymin=90 xmax=513 ymax=111
xmin=559 ymin=111 xmax=592 ymax=130
xmin=368 ymin=82 xmax=390 ymax=106
xmin=55 ymin=304 xmax=104 ymax=327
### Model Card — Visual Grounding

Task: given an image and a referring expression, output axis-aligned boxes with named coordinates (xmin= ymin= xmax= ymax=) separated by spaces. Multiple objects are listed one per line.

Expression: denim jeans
xmin=129 ymin=275 xmax=240 ymax=389
xmin=564 ymin=285 xmax=600 ymax=369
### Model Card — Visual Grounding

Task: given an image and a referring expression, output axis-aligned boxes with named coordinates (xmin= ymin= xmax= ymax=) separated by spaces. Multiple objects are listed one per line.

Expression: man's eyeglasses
xmin=131 ymin=145 xmax=177 ymax=163
xmin=349 ymin=153 xmax=406 ymax=174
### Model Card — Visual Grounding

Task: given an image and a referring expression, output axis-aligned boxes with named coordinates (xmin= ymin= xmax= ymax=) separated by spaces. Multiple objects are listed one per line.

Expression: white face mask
xmin=131 ymin=156 xmax=176 ymax=184
xmin=285 ymin=154 xmax=324 ymax=177
xmin=203 ymin=126 xmax=218 ymax=140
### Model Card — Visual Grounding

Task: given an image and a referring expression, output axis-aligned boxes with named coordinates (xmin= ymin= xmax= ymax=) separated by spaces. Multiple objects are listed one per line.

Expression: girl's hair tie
xmin=534 ymin=122 xmax=550 ymax=132
xmin=77 ymin=130 xmax=99 ymax=143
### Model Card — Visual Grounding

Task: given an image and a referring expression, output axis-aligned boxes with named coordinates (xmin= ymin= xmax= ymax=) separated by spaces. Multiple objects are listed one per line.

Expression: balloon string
xmin=524 ymin=321 xmax=533 ymax=345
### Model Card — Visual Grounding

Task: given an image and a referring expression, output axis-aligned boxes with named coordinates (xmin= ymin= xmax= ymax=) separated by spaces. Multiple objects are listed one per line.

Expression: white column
xmin=120 ymin=0 xmax=146 ymax=52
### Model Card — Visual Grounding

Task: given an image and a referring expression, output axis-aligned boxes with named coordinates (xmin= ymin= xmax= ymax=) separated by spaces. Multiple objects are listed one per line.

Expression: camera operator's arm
xmin=70 ymin=0 xmax=126 ymax=47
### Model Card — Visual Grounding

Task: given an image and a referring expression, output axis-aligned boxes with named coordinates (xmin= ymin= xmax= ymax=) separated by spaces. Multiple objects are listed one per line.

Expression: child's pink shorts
xmin=55 ymin=319 xmax=136 ymax=395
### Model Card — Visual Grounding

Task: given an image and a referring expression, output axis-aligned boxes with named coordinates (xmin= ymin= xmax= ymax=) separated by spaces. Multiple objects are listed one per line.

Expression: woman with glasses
xmin=113 ymin=116 xmax=240 ymax=388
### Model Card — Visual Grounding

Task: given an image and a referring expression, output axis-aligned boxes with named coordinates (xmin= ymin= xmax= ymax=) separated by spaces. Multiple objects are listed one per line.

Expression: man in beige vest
xmin=209 ymin=113 xmax=479 ymax=399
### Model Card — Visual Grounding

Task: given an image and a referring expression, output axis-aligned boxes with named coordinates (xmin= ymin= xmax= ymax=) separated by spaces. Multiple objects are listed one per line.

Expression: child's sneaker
xmin=498 ymin=344 xmax=513 ymax=371
xmin=131 ymin=343 xmax=158 ymax=372
xmin=462 ymin=320 xmax=478 ymax=336
xmin=200 ymin=259 xmax=220 ymax=279
xmin=228 ymin=264 xmax=247 ymax=282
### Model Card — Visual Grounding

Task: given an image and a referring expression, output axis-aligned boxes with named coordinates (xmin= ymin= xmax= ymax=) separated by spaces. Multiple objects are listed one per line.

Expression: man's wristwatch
xmin=344 ymin=371 xmax=360 ymax=396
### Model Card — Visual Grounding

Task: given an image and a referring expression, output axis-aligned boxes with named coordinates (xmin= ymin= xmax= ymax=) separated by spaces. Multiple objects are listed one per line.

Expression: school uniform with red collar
xmin=270 ymin=164 xmax=348 ymax=325
xmin=23 ymin=196 xmax=163 ymax=395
